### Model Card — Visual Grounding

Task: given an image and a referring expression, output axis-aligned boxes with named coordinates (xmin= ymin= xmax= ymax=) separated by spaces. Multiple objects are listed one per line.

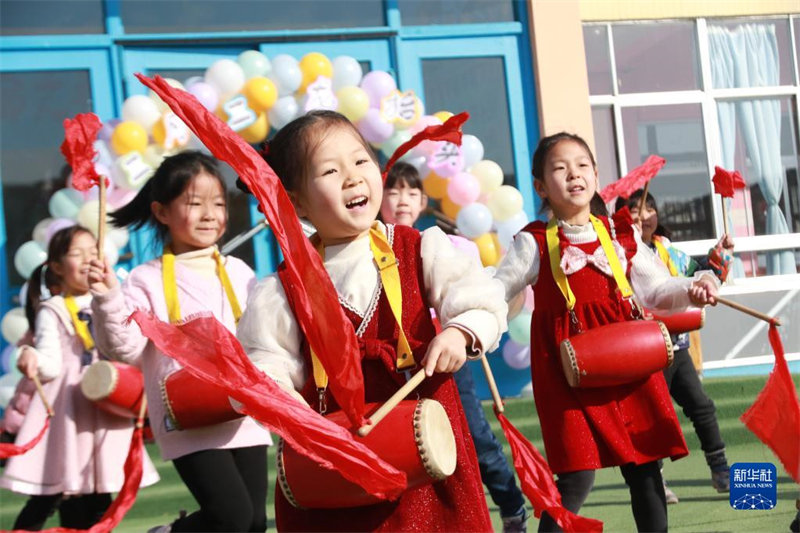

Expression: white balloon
xmin=148 ymin=78 xmax=185 ymax=113
xmin=269 ymin=55 xmax=302 ymax=96
xmin=268 ymin=95 xmax=300 ymax=130
xmin=237 ymin=50 xmax=272 ymax=79
xmin=104 ymin=240 xmax=120 ymax=267
xmin=121 ymin=95 xmax=162 ymax=131
xmin=76 ymin=200 xmax=103 ymax=237
xmin=108 ymin=227 xmax=130 ymax=249
xmin=48 ymin=188 xmax=84 ymax=220
xmin=1 ymin=307 xmax=28 ymax=345
xmin=204 ymin=60 xmax=245 ymax=100
xmin=496 ymin=210 xmax=529 ymax=249
xmin=32 ymin=218 xmax=53 ymax=245
xmin=14 ymin=241 xmax=47 ymax=280
xmin=461 ymin=134 xmax=484 ymax=169
xmin=331 ymin=56 xmax=363 ymax=91
xmin=0 ymin=373 xmax=22 ymax=407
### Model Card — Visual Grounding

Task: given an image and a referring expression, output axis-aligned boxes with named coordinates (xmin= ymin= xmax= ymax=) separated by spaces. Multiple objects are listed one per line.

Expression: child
xmin=616 ymin=190 xmax=732 ymax=500
xmin=237 ymin=110 xmax=507 ymax=532
xmin=0 ymin=226 xmax=159 ymax=530
xmin=380 ymin=161 xmax=528 ymax=532
xmin=494 ymin=132 xmax=719 ymax=532
xmin=88 ymin=151 xmax=271 ymax=532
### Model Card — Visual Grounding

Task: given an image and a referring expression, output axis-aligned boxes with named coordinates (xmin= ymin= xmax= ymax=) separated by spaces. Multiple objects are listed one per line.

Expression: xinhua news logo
xmin=730 ymin=462 xmax=777 ymax=510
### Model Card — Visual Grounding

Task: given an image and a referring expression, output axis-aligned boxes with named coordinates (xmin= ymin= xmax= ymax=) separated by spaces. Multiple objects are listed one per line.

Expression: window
xmin=0 ymin=0 xmax=105 ymax=35
xmin=398 ymin=0 xmax=516 ymax=26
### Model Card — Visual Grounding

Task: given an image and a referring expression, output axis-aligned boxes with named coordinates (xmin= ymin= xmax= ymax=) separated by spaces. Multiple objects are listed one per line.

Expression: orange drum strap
xmin=64 ymin=294 xmax=95 ymax=351
xmin=162 ymin=246 xmax=243 ymax=325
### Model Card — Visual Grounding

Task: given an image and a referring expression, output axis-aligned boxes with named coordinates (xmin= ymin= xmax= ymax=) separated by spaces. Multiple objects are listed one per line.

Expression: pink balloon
xmin=408 ymin=115 xmax=442 ymax=136
xmin=447 ymin=172 xmax=481 ymax=206
xmin=46 ymin=218 xmax=77 ymax=244
xmin=447 ymin=235 xmax=480 ymax=261
xmin=359 ymin=71 xmax=397 ymax=108
xmin=357 ymin=108 xmax=394 ymax=144
xmin=107 ymin=186 xmax=138 ymax=210
xmin=187 ymin=81 xmax=219 ymax=112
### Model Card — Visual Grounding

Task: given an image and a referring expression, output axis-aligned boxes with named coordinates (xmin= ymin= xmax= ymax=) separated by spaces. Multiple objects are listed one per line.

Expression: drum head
xmin=80 ymin=360 xmax=117 ymax=401
xmin=417 ymin=399 xmax=456 ymax=479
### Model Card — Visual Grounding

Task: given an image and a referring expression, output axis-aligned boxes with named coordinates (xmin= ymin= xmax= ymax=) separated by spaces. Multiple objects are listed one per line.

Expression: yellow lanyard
xmin=545 ymin=215 xmax=634 ymax=313
xmin=162 ymin=247 xmax=243 ymax=325
xmin=653 ymin=237 xmax=678 ymax=277
xmin=310 ymin=224 xmax=415 ymax=395
xmin=64 ymin=294 xmax=94 ymax=351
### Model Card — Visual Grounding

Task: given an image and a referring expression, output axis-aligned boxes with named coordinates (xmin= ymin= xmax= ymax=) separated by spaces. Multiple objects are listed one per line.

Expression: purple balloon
xmin=187 ymin=81 xmax=219 ymax=112
xmin=358 ymin=108 xmax=394 ymax=144
xmin=46 ymin=218 xmax=77 ymax=244
xmin=98 ymin=119 xmax=121 ymax=142
xmin=502 ymin=339 xmax=531 ymax=370
xmin=359 ymin=71 xmax=397 ymax=108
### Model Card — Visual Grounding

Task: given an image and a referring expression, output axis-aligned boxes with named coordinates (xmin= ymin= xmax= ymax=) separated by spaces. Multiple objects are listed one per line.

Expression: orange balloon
xmin=423 ymin=172 xmax=449 ymax=200
xmin=472 ymin=232 xmax=500 ymax=267
xmin=440 ymin=196 xmax=461 ymax=220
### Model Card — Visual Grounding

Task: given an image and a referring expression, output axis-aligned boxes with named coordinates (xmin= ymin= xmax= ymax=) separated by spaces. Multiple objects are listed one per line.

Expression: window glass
xmin=583 ymin=25 xmax=614 ymax=95
xmin=735 ymin=249 xmax=800 ymax=278
xmin=795 ymin=18 xmax=800 ymax=85
xmin=421 ymin=57 xmax=515 ymax=185
xmin=591 ymin=106 xmax=619 ymax=189
xmin=120 ymin=0 xmax=384 ymax=34
xmin=1 ymin=71 xmax=93 ymax=287
xmin=612 ymin=21 xmax=700 ymax=93
xmin=0 ymin=0 xmax=104 ymax=35
xmin=620 ymin=104 xmax=713 ymax=241
xmin=398 ymin=0 xmax=515 ymax=26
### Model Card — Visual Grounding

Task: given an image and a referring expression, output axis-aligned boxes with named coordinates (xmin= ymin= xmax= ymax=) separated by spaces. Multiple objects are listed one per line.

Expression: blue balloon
xmin=14 ymin=240 xmax=47 ymax=279
xmin=455 ymin=203 xmax=493 ymax=239
xmin=48 ymin=188 xmax=84 ymax=219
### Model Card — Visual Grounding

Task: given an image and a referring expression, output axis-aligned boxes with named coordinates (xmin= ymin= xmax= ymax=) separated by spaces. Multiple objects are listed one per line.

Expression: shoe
xmin=663 ymin=480 xmax=679 ymax=504
xmin=146 ymin=525 xmax=170 ymax=533
xmin=711 ymin=467 xmax=730 ymax=493
xmin=790 ymin=509 xmax=799 ymax=533
xmin=501 ymin=508 xmax=528 ymax=533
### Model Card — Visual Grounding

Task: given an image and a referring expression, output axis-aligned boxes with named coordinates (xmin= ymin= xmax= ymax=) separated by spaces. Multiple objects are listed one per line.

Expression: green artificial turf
xmin=1 ymin=375 xmax=797 ymax=532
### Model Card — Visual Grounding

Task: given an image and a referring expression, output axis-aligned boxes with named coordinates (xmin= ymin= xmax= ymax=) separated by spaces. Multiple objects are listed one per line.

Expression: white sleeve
xmin=33 ymin=308 xmax=64 ymax=382
xmin=421 ymin=228 xmax=508 ymax=354
xmin=494 ymin=231 xmax=540 ymax=303
xmin=237 ymin=275 xmax=307 ymax=391
xmin=91 ymin=281 xmax=150 ymax=367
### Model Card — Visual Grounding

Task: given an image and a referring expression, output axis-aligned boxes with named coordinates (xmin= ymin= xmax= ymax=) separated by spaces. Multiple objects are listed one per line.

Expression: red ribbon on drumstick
xmin=712 ymin=166 xmax=746 ymax=235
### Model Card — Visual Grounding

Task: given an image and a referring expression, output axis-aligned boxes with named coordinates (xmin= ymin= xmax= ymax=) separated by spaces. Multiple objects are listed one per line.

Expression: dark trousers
xmin=538 ymin=462 xmax=666 ymax=533
xmin=14 ymin=492 xmax=111 ymax=530
xmin=454 ymin=363 xmax=525 ymax=518
xmin=663 ymin=347 xmax=725 ymax=456
xmin=171 ymin=445 xmax=268 ymax=532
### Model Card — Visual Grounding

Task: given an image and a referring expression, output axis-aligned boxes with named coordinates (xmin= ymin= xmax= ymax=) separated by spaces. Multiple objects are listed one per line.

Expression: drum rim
xmin=559 ymin=339 xmax=580 ymax=388
xmin=160 ymin=373 xmax=182 ymax=431
xmin=276 ymin=438 xmax=302 ymax=509
xmin=414 ymin=399 xmax=456 ymax=480
xmin=80 ymin=360 xmax=118 ymax=400
xmin=655 ymin=320 xmax=675 ymax=366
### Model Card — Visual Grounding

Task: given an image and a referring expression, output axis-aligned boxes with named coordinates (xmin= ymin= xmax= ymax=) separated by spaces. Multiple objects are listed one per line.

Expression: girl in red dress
xmin=494 ymin=132 xmax=719 ymax=532
xmin=237 ymin=110 xmax=508 ymax=532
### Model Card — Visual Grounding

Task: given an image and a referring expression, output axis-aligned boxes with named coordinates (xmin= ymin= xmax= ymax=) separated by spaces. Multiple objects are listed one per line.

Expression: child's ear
xmin=151 ymin=201 xmax=169 ymax=225
xmin=49 ymin=260 xmax=64 ymax=279
xmin=533 ymin=179 xmax=547 ymax=199
xmin=287 ymin=191 xmax=309 ymax=218
xmin=420 ymin=193 xmax=429 ymax=211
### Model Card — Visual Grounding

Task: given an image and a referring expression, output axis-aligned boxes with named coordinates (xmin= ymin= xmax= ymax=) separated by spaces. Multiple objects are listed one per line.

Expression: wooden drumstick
xmin=97 ymin=176 xmax=106 ymax=262
xmin=136 ymin=396 xmax=148 ymax=429
xmin=479 ymin=355 xmax=504 ymax=414
xmin=31 ymin=375 xmax=54 ymax=418
xmin=716 ymin=296 xmax=782 ymax=326
xmin=358 ymin=369 xmax=426 ymax=437
xmin=638 ymin=181 xmax=651 ymax=217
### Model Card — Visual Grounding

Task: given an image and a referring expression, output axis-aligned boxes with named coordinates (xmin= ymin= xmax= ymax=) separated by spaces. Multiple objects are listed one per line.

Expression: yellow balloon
xmin=423 ymin=172 xmax=449 ymax=200
xmin=299 ymin=52 xmax=333 ymax=93
xmin=470 ymin=160 xmax=504 ymax=193
xmin=440 ymin=196 xmax=461 ymax=220
xmin=433 ymin=110 xmax=453 ymax=123
xmin=239 ymin=113 xmax=269 ymax=144
xmin=111 ymin=121 xmax=148 ymax=155
xmin=487 ymin=185 xmax=524 ymax=222
xmin=472 ymin=232 xmax=501 ymax=267
xmin=336 ymin=86 xmax=370 ymax=122
xmin=243 ymin=76 xmax=278 ymax=112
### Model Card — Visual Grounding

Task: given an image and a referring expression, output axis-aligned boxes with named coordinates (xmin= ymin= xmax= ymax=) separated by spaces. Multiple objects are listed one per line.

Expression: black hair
xmin=614 ymin=189 xmax=672 ymax=239
xmin=385 ymin=161 xmax=423 ymax=191
xmin=531 ymin=131 xmax=601 ymax=214
xmin=110 ymin=150 xmax=226 ymax=243
xmin=25 ymin=225 xmax=90 ymax=331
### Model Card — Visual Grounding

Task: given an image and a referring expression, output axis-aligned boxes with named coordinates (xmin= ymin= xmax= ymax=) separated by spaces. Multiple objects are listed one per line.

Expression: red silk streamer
xmin=495 ymin=409 xmax=604 ymax=533
xmin=130 ymin=310 xmax=406 ymax=499
xmin=741 ymin=325 xmax=800 ymax=484
xmin=381 ymin=112 xmax=469 ymax=181
xmin=598 ymin=155 xmax=666 ymax=203
xmin=60 ymin=113 xmax=106 ymax=191
xmin=135 ymin=73 xmax=366 ymax=427
xmin=712 ymin=166 xmax=747 ymax=198
xmin=0 ymin=418 xmax=49 ymax=459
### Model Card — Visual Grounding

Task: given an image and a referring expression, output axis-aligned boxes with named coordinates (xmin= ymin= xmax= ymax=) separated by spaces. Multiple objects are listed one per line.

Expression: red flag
xmin=130 ymin=310 xmax=407 ymax=499
xmin=0 ymin=419 xmax=49 ymax=459
xmin=741 ymin=325 xmax=800 ymax=484
xmin=135 ymin=73 xmax=367 ymax=427
xmin=381 ymin=112 xmax=469 ymax=181
xmin=712 ymin=166 xmax=747 ymax=198
xmin=60 ymin=113 xmax=106 ymax=191
xmin=496 ymin=410 xmax=603 ymax=532
xmin=599 ymin=155 xmax=666 ymax=203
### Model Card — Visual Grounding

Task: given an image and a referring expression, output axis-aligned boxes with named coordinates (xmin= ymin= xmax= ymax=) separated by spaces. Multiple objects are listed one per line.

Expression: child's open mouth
xmin=346 ymin=196 xmax=368 ymax=210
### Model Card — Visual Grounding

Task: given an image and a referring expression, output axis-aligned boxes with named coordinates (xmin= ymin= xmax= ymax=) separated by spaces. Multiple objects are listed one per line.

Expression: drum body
xmin=161 ymin=369 xmax=241 ymax=430
xmin=560 ymin=320 xmax=673 ymax=388
xmin=80 ymin=360 xmax=144 ymax=418
xmin=648 ymin=307 xmax=705 ymax=335
xmin=277 ymin=399 xmax=456 ymax=509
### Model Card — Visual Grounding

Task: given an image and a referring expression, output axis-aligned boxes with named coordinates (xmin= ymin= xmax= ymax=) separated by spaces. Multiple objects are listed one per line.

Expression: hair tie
xmin=258 ymin=141 xmax=270 ymax=160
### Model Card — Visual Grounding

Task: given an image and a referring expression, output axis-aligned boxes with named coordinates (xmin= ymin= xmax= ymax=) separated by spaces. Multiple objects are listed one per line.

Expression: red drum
xmin=277 ymin=399 xmax=456 ymax=509
xmin=160 ymin=369 xmax=242 ymax=430
xmin=560 ymin=320 xmax=673 ymax=388
xmin=80 ymin=361 xmax=144 ymax=418
xmin=647 ymin=307 xmax=705 ymax=335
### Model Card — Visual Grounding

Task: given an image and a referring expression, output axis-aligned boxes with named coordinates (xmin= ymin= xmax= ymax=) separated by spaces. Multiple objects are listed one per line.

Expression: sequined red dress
xmin=276 ymin=225 xmax=492 ymax=532
xmin=524 ymin=213 xmax=688 ymax=475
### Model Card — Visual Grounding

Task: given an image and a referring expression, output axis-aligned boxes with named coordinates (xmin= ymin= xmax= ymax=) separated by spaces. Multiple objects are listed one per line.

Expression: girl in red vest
xmin=494 ymin=132 xmax=718 ymax=532
xmin=237 ymin=110 xmax=508 ymax=532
